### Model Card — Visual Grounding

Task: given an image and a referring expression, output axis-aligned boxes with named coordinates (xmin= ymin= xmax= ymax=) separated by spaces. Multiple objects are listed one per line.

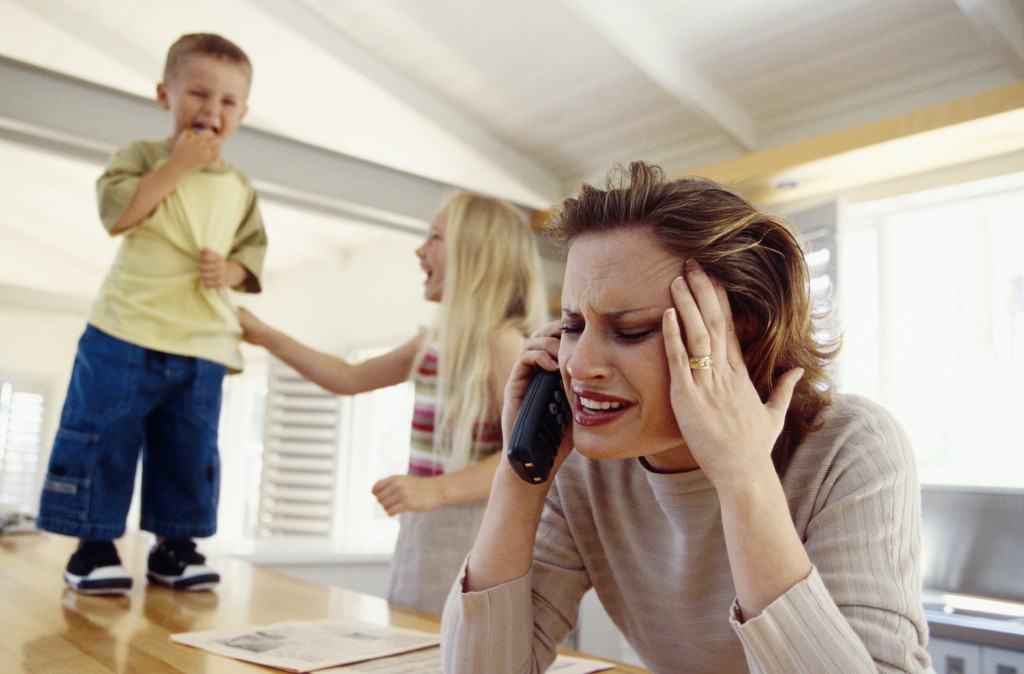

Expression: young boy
xmin=36 ymin=33 xmax=267 ymax=594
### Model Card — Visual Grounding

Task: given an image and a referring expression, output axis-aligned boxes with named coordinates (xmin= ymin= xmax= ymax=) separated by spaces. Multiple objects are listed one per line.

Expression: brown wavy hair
xmin=549 ymin=161 xmax=839 ymax=472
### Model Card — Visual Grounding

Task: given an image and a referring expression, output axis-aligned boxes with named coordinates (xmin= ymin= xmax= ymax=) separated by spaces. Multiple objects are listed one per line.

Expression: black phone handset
xmin=506 ymin=368 xmax=570 ymax=484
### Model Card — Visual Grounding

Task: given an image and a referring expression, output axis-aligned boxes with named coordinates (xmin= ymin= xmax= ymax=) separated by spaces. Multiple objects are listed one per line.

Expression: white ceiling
xmin=1 ymin=0 xmax=1023 ymax=301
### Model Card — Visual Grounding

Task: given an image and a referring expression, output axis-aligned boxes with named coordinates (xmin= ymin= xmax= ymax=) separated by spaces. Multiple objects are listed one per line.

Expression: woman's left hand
xmin=662 ymin=259 xmax=803 ymax=489
xmin=371 ymin=474 xmax=443 ymax=516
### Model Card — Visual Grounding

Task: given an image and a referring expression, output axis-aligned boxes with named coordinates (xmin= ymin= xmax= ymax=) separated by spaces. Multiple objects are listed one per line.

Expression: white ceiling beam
xmin=10 ymin=0 xmax=162 ymax=85
xmin=954 ymin=0 xmax=1024 ymax=77
xmin=0 ymin=284 xmax=92 ymax=318
xmin=8 ymin=0 xmax=562 ymax=207
xmin=248 ymin=0 xmax=563 ymax=205
xmin=560 ymin=0 xmax=757 ymax=152
xmin=0 ymin=56 xmax=447 ymax=233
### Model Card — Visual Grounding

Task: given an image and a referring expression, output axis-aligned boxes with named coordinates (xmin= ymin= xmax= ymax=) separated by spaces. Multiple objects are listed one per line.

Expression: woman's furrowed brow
xmin=562 ymin=306 xmax=660 ymax=321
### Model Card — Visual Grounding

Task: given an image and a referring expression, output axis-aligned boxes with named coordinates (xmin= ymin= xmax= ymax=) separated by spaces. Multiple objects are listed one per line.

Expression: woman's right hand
xmin=500 ymin=320 xmax=574 ymax=483
xmin=464 ymin=320 xmax=571 ymax=592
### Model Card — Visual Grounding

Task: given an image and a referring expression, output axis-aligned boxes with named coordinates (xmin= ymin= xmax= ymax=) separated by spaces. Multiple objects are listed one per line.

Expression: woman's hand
xmin=663 ymin=259 xmax=812 ymax=618
xmin=500 ymin=321 xmax=574 ymax=480
xmin=463 ymin=321 xmax=573 ymax=592
xmin=372 ymin=475 xmax=443 ymax=516
xmin=662 ymin=260 xmax=803 ymax=490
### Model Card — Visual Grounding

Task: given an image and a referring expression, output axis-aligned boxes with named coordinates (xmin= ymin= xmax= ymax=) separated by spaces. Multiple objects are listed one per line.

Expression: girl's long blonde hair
xmin=430 ymin=192 xmax=548 ymax=471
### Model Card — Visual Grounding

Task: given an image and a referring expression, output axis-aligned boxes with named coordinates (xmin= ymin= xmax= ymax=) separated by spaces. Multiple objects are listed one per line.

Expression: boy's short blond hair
xmin=163 ymin=33 xmax=252 ymax=85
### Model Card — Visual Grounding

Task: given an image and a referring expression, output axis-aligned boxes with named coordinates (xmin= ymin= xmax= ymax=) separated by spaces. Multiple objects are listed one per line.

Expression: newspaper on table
xmin=170 ymin=618 xmax=440 ymax=672
xmin=172 ymin=617 xmax=616 ymax=674
xmin=325 ymin=647 xmax=616 ymax=674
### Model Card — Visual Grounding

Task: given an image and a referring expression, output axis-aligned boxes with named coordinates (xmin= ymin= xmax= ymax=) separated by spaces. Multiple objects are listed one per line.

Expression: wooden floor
xmin=0 ymin=530 xmax=441 ymax=673
xmin=0 ymin=530 xmax=648 ymax=673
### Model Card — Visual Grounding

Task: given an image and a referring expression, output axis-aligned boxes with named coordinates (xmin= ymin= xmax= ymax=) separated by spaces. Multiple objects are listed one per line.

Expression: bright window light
xmin=838 ymin=172 xmax=1024 ymax=488
xmin=940 ymin=593 xmax=1024 ymax=619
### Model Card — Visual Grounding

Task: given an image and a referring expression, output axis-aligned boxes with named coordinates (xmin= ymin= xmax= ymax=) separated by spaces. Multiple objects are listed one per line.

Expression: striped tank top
xmin=408 ymin=345 xmax=503 ymax=476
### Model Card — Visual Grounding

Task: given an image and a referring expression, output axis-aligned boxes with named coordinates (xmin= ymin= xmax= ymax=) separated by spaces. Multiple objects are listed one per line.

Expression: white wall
xmin=240 ymin=234 xmax=435 ymax=357
xmin=0 ymin=306 xmax=89 ymax=467
xmin=261 ymin=558 xmax=392 ymax=601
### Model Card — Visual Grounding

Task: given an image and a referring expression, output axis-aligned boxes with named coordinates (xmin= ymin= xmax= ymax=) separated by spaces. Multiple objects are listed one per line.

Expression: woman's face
xmin=559 ymin=226 xmax=697 ymax=472
xmin=416 ymin=208 xmax=447 ymax=303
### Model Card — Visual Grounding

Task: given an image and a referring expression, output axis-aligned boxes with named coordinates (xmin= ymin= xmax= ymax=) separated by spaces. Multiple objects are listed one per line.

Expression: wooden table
xmin=0 ymin=531 xmax=648 ymax=673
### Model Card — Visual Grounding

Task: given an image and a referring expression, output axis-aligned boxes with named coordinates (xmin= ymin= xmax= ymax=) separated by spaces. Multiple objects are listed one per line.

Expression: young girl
xmin=239 ymin=191 xmax=547 ymax=615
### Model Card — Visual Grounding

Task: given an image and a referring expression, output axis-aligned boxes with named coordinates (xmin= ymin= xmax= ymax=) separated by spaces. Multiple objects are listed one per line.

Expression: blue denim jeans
xmin=36 ymin=325 xmax=226 ymax=540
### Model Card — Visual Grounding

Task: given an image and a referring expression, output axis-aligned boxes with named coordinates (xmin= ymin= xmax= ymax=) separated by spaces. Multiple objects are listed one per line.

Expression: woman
xmin=441 ymin=163 xmax=933 ymax=672
xmin=239 ymin=191 xmax=547 ymax=615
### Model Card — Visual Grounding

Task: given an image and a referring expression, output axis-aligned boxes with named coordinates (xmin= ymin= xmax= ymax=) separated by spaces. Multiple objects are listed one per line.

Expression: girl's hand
xmin=237 ymin=306 xmax=270 ymax=345
xmin=662 ymin=260 xmax=803 ymax=489
xmin=371 ymin=475 xmax=443 ymax=516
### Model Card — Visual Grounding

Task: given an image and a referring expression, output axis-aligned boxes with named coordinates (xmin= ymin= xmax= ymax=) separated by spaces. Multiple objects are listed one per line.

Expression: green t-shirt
xmin=90 ymin=138 xmax=267 ymax=371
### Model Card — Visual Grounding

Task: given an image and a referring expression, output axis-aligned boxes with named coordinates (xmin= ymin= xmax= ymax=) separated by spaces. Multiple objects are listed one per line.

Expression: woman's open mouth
xmin=580 ymin=397 xmax=623 ymax=411
xmin=573 ymin=389 xmax=631 ymax=426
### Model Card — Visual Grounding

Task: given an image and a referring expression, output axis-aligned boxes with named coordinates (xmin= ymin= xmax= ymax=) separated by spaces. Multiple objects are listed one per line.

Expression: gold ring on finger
xmin=688 ymin=355 xmax=712 ymax=370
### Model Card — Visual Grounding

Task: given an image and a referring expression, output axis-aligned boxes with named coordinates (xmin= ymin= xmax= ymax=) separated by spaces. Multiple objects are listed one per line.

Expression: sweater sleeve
xmin=732 ymin=566 xmax=924 ymax=673
xmin=733 ymin=398 xmax=934 ymax=673
xmin=441 ymin=567 xmax=540 ymax=673
xmin=440 ymin=485 xmax=591 ymax=674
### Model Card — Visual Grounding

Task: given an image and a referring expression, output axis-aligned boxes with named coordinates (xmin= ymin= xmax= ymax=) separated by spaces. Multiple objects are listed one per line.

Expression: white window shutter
xmin=256 ymin=359 xmax=342 ymax=538
xmin=0 ymin=381 xmax=45 ymax=523
xmin=784 ymin=200 xmax=840 ymax=345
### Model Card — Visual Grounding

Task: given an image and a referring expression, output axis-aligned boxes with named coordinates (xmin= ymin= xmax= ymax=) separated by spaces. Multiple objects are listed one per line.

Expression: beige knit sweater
xmin=441 ymin=394 xmax=935 ymax=673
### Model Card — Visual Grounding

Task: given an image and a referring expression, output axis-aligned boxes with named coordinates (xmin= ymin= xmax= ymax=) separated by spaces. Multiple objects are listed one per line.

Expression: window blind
xmin=256 ymin=361 xmax=342 ymax=538
xmin=0 ymin=380 xmax=45 ymax=519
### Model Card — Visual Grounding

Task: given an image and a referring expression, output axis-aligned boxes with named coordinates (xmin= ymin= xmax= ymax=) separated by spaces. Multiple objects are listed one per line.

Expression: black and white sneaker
xmin=64 ymin=540 xmax=133 ymax=595
xmin=146 ymin=538 xmax=220 ymax=591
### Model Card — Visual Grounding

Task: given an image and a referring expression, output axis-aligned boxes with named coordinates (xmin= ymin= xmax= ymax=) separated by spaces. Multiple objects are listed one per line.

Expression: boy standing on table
xmin=37 ymin=33 xmax=267 ymax=595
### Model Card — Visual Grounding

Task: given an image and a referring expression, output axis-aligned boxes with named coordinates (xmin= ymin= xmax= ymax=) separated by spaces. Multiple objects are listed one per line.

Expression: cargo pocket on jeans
xmin=39 ymin=428 xmax=99 ymax=522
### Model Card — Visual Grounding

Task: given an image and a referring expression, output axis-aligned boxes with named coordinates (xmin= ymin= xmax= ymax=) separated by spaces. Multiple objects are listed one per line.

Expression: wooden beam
xmin=681 ymin=81 xmax=1024 ymax=205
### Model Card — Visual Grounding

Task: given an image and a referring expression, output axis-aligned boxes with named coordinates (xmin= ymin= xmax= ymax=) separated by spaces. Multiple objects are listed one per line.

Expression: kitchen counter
xmin=926 ymin=608 xmax=1024 ymax=651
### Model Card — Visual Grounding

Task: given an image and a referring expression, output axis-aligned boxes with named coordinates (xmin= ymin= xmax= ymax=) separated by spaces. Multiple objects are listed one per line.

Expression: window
xmin=0 ymin=379 xmax=45 ymax=519
xmin=216 ymin=351 xmax=413 ymax=555
xmin=256 ymin=360 xmax=343 ymax=539
xmin=837 ymin=172 xmax=1024 ymax=487
xmin=785 ymin=200 xmax=840 ymax=348
xmin=217 ymin=359 xmax=268 ymax=542
xmin=335 ymin=371 xmax=414 ymax=554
